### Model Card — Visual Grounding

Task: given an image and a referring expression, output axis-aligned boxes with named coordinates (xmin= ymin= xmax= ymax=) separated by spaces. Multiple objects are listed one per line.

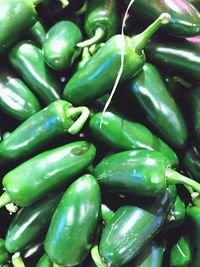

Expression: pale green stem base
xmin=77 ymin=28 xmax=105 ymax=48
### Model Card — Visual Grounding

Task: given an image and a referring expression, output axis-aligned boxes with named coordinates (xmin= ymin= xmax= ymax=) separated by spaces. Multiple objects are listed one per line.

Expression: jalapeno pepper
xmin=126 ymin=0 xmax=200 ymax=37
xmin=99 ymin=186 xmax=176 ymax=266
xmin=5 ymin=192 xmax=63 ymax=253
xmin=44 ymin=174 xmax=101 ymax=266
xmin=184 ymin=144 xmax=200 ymax=182
xmin=0 ymin=65 xmax=40 ymax=121
xmin=28 ymin=21 xmax=46 ymax=47
xmin=77 ymin=0 xmax=118 ymax=48
xmin=0 ymin=100 xmax=89 ymax=163
xmin=128 ymin=62 xmax=188 ymax=148
xmin=9 ymin=41 xmax=62 ymax=104
xmin=89 ymin=111 xmax=179 ymax=166
xmin=63 ymin=13 xmax=171 ymax=105
xmin=0 ymin=238 xmax=9 ymax=265
xmin=43 ymin=21 xmax=83 ymax=71
xmin=0 ymin=141 xmax=96 ymax=208
xmin=94 ymin=149 xmax=200 ymax=197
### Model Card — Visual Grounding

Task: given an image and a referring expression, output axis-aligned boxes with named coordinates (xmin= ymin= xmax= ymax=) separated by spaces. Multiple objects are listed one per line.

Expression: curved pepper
xmin=99 ymin=186 xmax=176 ymax=266
xmin=0 ymin=100 xmax=90 ymax=163
xmin=126 ymin=0 xmax=200 ymax=37
xmin=63 ymin=13 xmax=171 ymax=105
xmin=28 ymin=21 xmax=46 ymax=47
xmin=43 ymin=21 xmax=82 ymax=71
xmin=89 ymin=111 xmax=179 ymax=166
xmin=128 ymin=63 xmax=188 ymax=148
xmin=0 ymin=0 xmax=40 ymax=54
xmin=94 ymin=149 xmax=200 ymax=197
xmin=0 ymin=66 xmax=40 ymax=121
xmin=77 ymin=0 xmax=118 ymax=48
xmin=0 ymin=238 xmax=9 ymax=265
xmin=184 ymin=144 xmax=200 ymax=182
xmin=44 ymin=174 xmax=101 ymax=266
xmin=5 ymin=192 xmax=63 ymax=253
xmin=9 ymin=41 xmax=62 ymax=104
xmin=145 ymin=38 xmax=200 ymax=81
xmin=0 ymin=141 xmax=96 ymax=208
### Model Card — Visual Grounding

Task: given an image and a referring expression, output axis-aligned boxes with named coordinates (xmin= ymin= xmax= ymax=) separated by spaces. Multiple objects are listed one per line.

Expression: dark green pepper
xmin=145 ymin=38 xmax=200 ymax=81
xmin=0 ymin=66 xmax=40 ymax=121
xmin=89 ymin=111 xmax=179 ymax=166
xmin=128 ymin=63 xmax=188 ymax=148
xmin=5 ymin=192 xmax=63 ymax=253
xmin=63 ymin=13 xmax=171 ymax=105
xmin=99 ymin=186 xmax=176 ymax=266
xmin=101 ymin=204 xmax=114 ymax=225
xmin=36 ymin=253 xmax=52 ymax=267
xmin=77 ymin=0 xmax=118 ymax=47
xmin=170 ymin=231 xmax=192 ymax=267
xmin=0 ymin=100 xmax=89 ymax=163
xmin=94 ymin=149 xmax=200 ymax=197
xmin=28 ymin=21 xmax=46 ymax=47
xmin=0 ymin=238 xmax=9 ymax=265
xmin=0 ymin=140 xmax=96 ymax=208
xmin=0 ymin=0 xmax=40 ymax=54
xmin=44 ymin=174 xmax=101 ymax=266
xmin=184 ymin=144 xmax=200 ymax=182
xmin=126 ymin=0 xmax=200 ymax=37
xmin=9 ymin=41 xmax=62 ymax=104
xmin=43 ymin=21 xmax=82 ymax=71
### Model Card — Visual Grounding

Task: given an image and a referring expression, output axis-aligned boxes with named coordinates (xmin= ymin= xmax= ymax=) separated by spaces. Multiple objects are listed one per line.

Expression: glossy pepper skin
xmin=0 ymin=100 xmax=89 ymax=163
xmin=45 ymin=174 xmax=101 ymax=266
xmin=128 ymin=63 xmax=188 ymax=148
xmin=0 ymin=0 xmax=37 ymax=54
xmin=127 ymin=0 xmax=200 ymax=37
xmin=9 ymin=41 xmax=62 ymax=104
xmin=94 ymin=149 xmax=200 ymax=197
xmin=63 ymin=14 xmax=170 ymax=105
xmin=0 ymin=238 xmax=9 ymax=265
xmin=145 ymin=39 xmax=200 ymax=81
xmin=0 ymin=66 xmax=40 ymax=121
xmin=29 ymin=21 xmax=46 ymax=48
xmin=43 ymin=21 xmax=82 ymax=71
xmin=5 ymin=192 xmax=63 ymax=253
xmin=99 ymin=186 xmax=176 ymax=266
xmin=89 ymin=111 xmax=179 ymax=166
xmin=0 ymin=141 xmax=96 ymax=208
xmin=184 ymin=144 xmax=200 ymax=182
xmin=170 ymin=231 xmax=192 ymax=267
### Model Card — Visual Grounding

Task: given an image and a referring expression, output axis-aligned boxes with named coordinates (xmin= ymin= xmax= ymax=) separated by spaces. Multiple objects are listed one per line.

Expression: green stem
xmin=166 ymin=168 xmax=200 ymax=195
xmin=0 ymin=192 xmax=12 ymax=208
xmin=132 ymin=13 xmax=171 ymax=54
xmin=12 ymin=253 xmax=25 ymax=267
xmin=66 ymin=106 xmax=90 ymax=134
xmin=77 ymin=28 xmax=105 ymax=48
xmin=91 ymin=245 xmax=108 ymax=267
xmin=75 ymin=1 xmax=88 ymax=15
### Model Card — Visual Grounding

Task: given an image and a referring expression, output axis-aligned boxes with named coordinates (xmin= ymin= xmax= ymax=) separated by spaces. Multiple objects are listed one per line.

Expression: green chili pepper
xmin=101 ymin=204 xmax=114 ymax=225
xmin=99 ymin=186 xmax=176 ymax=266
xmin=89 ymin=111 xmax=179 ymax=166
xmin=0 ymin=0 xmax=42 ymax=55
xmin=77 ymin=0 xmax=118 ymax=48
xmin=170 ymin=231 xmax=192 ymax=267
xmin=145 ymin=38 xmax=200 ymax=81
xmin=43 ymin=21 xmax=82 ymax=71
xmin=128 ymin=62 xmax=188 ymax=148
xmin=184 ymin=144 xmax=200 ymax=182
xmin=9 ymin=41 xmax=62 ymax=104
xmin=63 ymin=13 xmax=171 ymax=105
xmin=126 ymin=0 xmax=200 ymax=37
xmin=5 ymin=192 xmax=63 ymax=253
xmin=0 ymin=100 xmax=89 ymax=163
xmin=36 ymin=253 xmax=52 ymax=267
xmin=28 ymin=21 xmax=46 ymax=47
xmin=94 ymin=149 xmax=200 ymax=197
xmin=0 ymin=65 xmax=40 ymax=121
xmin=0 ymin=238 xmax=9 ymax=265
xmin=44 ymin=174 xmax=101 ymax=266
xmin=0 ymin=140 xmax=96 ymax=208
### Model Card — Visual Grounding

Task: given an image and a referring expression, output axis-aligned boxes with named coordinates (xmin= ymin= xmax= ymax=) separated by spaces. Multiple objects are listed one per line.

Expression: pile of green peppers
xmin=1 ymin=0 xmax=200 ymax=266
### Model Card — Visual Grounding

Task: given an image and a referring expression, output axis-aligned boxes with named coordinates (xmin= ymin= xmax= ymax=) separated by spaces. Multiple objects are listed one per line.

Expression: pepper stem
xmin=166 ymin=168 xmax=200 ymax=195
xmin=12 ymin=253 xmax=25 ymax=267
xmin=77 ymin=28 xmax=105 ymax=48
xmin=131 ymin=13 xmax=171 ymax=54
xmin=91 ymin=245 xmax=108 ymax=267
xmin=66 ymin=106 xmax=90 ymax=134
xmin=0 ymin=192 xmax=11 ymax=208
